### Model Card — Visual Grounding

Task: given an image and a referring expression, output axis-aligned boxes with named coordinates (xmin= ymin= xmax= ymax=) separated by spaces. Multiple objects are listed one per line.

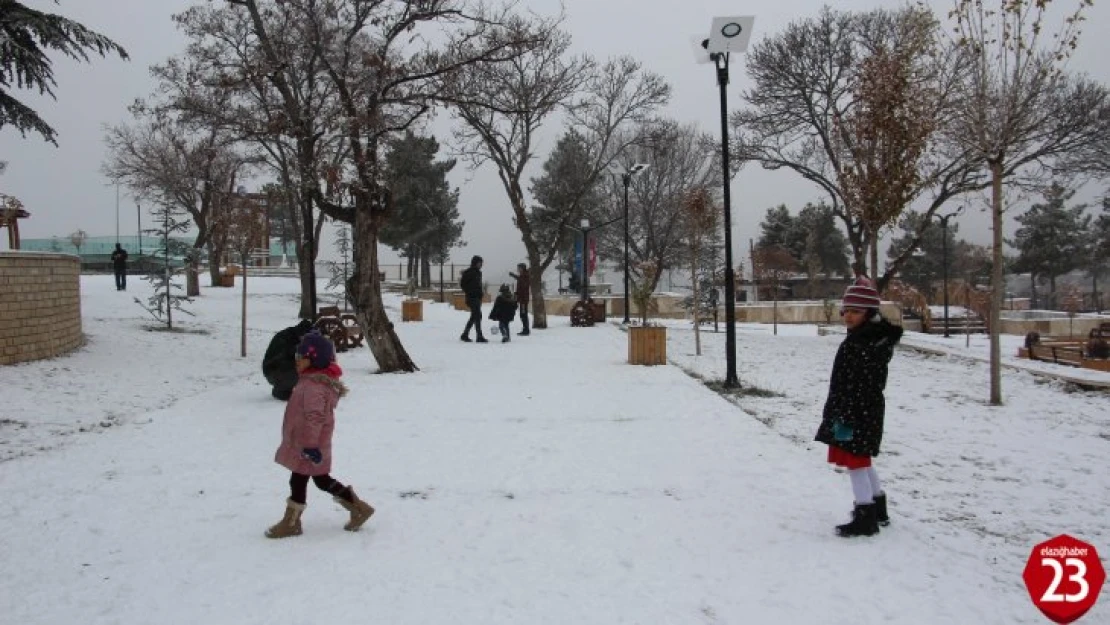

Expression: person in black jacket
xmin=814 ymin=276 xmax=903 ymax=538
xmin=262 ymin=319 xmax=314 ymax=400
xmin=488 ymin=284 xmax=518 ymax=343
xmin=111 ymin=243 xmax=128 ymax=291
xmin=508 ymin=262 xmax=530 ymax=335
xmin=459 ymin=255 xmax=487 ymax=343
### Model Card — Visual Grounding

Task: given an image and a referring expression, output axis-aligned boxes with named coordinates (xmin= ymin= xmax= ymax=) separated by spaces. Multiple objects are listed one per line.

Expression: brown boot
xmin=265 ymin=498 xmax=305 ymax=539
xmin=334 ymin=487 xmax=375 ymax=531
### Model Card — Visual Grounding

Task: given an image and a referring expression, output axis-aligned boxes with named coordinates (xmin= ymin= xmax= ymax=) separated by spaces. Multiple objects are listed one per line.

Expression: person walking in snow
xmin=111 ymin=243 xmax=128 ymax=291
xmin=509 ymin=262 xmax=531 ymax=335
xmin=814 ymin=276 xmax=903 ymax=538
xmin=266 ymin=330 xmax=374 ymax=539
xmin=459 ymin=255 xmax=487 ymax=343
xmin=488 ymin=284 xmax=518 ymax=343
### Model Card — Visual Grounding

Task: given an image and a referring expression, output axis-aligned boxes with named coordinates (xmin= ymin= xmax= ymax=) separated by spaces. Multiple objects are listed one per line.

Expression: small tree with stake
xmin=223 ymin=194 xmax=266 ymax=357
xmin=136 ymin=203 xmax=193 ymax=330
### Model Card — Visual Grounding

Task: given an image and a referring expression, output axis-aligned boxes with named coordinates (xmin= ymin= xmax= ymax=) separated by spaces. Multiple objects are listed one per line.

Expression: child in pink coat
xmin=265 ymin=330 xmax=374 ymax=538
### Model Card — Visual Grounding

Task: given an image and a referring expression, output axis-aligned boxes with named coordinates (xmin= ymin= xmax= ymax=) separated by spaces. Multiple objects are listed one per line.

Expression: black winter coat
xmin=814 ymin=317 xmax=903 ymax=457
xmin=489 ymin=294 xmax=517 ymax=322
xmin=459 ymin=267 xmax=483 ymax=302
xmin=262 ymin=321 xmax=312 ymax=391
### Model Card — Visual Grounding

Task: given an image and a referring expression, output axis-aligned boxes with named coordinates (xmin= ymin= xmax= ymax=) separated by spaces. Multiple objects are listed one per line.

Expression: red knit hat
xmin=841 ymin=276 xmax=881 ymax=311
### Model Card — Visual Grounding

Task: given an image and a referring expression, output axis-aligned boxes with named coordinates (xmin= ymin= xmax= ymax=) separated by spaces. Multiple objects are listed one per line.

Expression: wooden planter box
xmin=628 ymin=325 xmax=667 ymax=366
xmin=452 ymin=292 xmax=468 ymax=311
xmin=402 ymin=299 xmax=423 ymax=322
xmin=219 ymin=274 xmax=234 ymax=287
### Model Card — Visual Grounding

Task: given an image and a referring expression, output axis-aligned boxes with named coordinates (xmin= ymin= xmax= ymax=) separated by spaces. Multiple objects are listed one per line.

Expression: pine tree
xmin=136 ymin=204 xmax=193 ymax=330
xmin=380 ymin=131 xmax=463 ymax=287
xmin=1010 ymin=183 xmax=1091 ymax=309
xmin=0 ymin=0 xmax=128 ymax=144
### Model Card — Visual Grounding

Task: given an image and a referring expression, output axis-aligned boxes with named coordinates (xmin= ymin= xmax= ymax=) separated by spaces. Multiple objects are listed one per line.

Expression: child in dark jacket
xmin=814 ymin=277 xmax=903 ymax=538
xmin=488 ymin=284 xmax=518 ymax=343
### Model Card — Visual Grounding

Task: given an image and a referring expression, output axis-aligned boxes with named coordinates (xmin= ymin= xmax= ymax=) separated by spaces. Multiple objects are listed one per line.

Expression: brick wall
xmin=0 ymin=252 xmax=84 ymax=365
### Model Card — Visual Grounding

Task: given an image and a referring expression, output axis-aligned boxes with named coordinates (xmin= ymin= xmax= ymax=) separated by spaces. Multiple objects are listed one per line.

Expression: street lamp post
xmin=694 ymin=16 xmax=755 ymax=388
xmin=611 ymin=163 xmax=649 ymax=323
xmin=934 ymin=208 xmax=962 ymax=338
xmin=563 ymin=216 xmax=622 ymax=303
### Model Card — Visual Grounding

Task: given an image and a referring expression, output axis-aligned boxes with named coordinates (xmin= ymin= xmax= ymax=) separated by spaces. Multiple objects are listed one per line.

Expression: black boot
xmin=873 ymin=493 xmax=890 ymax=527
xmin=476 ymin=336 xmax=489 ymax=343
xmin=460 ymin=333 xmax=472 ymax=342
xmin=836 ymin=503 xmax=880 ymax=537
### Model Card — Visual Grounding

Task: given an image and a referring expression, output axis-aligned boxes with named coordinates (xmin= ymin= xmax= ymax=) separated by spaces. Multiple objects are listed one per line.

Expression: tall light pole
xmin=935 ymin=207 xmax=963 ymax=338
xmin=694 ymin=16 xmax=755 ymax=388
xmin=136 ymin=202 xmax=143 ymax=257
xmin=610 ymin=163 xmax=649 ymax=323
xmin=115 ymin=184 xmax=120 ymax=243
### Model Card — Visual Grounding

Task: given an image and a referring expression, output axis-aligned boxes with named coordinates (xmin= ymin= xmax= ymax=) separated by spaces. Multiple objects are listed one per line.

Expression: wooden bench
xmin=315 ymin=306 xmax=363 ymax=352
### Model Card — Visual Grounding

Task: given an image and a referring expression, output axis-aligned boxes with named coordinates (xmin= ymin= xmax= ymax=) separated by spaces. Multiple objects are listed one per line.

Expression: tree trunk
xmin=207 ymin=240 xmax=221 ymax=287
xmin=988 ymin=160 xmax=1004 ymax=406
xmin=186 ymin=257 xmax=200 ymax=297
xmin=1030 ymin=273 xmax=1037 ymax=310
xmin=241 ymin=255 xmax=248 ymax=358
xmin=692 ymin=249 xmax=701 ymax=356
xmin=1049 ymin=276 xmax=1057 ymax=310
xmin=352 ymin=199 xmax=417 ymax=373
xmin=870 ymin=235 xmax=880 ymax=284
xmin=421 ymin=253 xmax=431 ymax=288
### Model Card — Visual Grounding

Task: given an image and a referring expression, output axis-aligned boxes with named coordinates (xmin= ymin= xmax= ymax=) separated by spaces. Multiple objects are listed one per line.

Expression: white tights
xmin=848 ymin=467 xmax=883 ymax=505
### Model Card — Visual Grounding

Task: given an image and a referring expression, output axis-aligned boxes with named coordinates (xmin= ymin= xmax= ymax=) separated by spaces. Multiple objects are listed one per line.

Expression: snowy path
xmin=1 ymin=277 xmax=1105 ymax=624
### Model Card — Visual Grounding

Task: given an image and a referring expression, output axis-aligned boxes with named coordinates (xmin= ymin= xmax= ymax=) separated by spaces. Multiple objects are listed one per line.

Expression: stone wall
xmin=0 ymin=252 xmax=83 ymax=365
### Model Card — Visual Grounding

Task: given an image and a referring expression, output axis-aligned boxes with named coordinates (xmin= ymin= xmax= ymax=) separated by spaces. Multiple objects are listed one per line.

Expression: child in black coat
xmin=488 ymin=284 xmax=518 ymax=343
xmin=814 ymin=276 xmax=903 ymax=538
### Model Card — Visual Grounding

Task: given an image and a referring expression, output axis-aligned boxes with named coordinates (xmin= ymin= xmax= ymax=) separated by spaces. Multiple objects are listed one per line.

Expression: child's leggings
xmin=289 ymin=472 xmax=354 ymax=505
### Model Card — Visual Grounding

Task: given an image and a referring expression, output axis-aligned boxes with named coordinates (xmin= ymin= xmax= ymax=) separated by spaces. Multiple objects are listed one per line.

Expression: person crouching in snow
xmin=266 ymin=330 xmax=375 ymax=538
xmin=814 ymin=276 xmax=903 ymax=538
xmin=488 ymin=284 xmax=518 ymax=343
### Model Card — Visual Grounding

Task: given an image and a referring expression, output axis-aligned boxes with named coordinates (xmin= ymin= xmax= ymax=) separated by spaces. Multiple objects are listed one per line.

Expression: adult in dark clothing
xmin=262 ymin=319 xmax=314 ymax=400
xmin=459 ymin=255 xmax=487 ymax=343
xmin=111 ymin=243 xmax=128 ymax=291
xmin=814 ymin=277 xmax=903 ymax=538
xmin=508 ymin=262 xmax=531 ymax=336
xmin=488 ymin=284 xmax=518 ymax=343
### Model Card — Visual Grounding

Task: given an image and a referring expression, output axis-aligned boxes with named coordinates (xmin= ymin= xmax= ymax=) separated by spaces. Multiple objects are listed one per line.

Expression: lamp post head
xmin=581 ymin=218 xmax=590 ymax=229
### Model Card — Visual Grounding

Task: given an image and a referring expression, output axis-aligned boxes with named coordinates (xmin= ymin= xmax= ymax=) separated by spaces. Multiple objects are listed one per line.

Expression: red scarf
xmin=302 ymin=362 xmax=343 ymax=379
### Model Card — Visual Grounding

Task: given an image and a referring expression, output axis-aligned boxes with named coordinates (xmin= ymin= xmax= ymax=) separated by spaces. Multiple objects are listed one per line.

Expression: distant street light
xmin=563 ymin=216 xmax=621 ymax=303
xmin=935 ymin=207 xmax=964 ymax=338
xmin=609 ymin=162 xmax=650 ymax=323
xmin=692 ymin=15 xmax=755 ymax=388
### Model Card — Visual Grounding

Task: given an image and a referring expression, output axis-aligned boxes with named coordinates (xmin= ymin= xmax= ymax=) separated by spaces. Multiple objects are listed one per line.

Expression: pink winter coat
xmin=274 ymin=372 xmax=349 ymax=475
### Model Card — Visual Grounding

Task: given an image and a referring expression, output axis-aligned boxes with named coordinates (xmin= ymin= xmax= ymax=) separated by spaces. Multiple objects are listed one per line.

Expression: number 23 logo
xmin=1041 ymin=558 xmax=1090 ymax=603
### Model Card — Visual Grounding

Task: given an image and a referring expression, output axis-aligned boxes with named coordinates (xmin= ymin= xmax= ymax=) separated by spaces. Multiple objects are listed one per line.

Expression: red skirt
xmin=827 ymin=445 xmax=872 ymax=469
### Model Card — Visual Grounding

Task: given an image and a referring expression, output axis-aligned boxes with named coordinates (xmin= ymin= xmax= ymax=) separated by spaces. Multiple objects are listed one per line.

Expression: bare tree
xmin=681 ymin=187 xmax=720 ymax=356
xmin=222 ymin=192 xmax=267 ymax=357
xmin=164 ymin=4 xmax=346 ymax=317
xmin=732 ymin=5 xmax=983 ymax=291
xmin=594 ymin=121 xmax=719 ymax=294
xmin=834 ymin=13 xmax=938 ymax=278
xmin=947 ymin=0 xmax=1107 ymax=405
xmin=227 ymin=0 xmax=540 ymax=372
xmin=450 ymin=28 xmax=670 ymax=328
xmin=104 ymin=108 xmax=248 ymax=296
xmin=752 ymin=244 xmax=798 ymax=336
xmin=68 ymin=229 xmax=87 ymax=257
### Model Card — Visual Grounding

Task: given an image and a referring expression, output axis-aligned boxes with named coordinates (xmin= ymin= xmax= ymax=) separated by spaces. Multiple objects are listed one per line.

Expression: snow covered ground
xmin=2 ymin=275 xmax=1107 ymax=624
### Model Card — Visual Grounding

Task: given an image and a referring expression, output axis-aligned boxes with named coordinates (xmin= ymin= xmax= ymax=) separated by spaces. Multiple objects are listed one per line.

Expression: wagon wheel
xmin=570 ymin=301 xmax=595 ymax=327
xmin=314 ymin=316 xmax=349 ymax=352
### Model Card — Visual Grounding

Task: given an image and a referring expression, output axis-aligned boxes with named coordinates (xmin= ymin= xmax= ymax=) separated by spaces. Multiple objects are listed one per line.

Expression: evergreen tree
xmin=1087 ymin=197 xmax=1110 ymax=311
xmin=0 ymin=0 xmax=128 ymax=144
xmin=1010 ymin=183 xmax=1091 ymax=308
xmin=530 ymin=130 xmax=603 ymax=259
xmin=136 ymin=203 xmax=193 ymax=330
xmin=381 ymin=131 xmax=463 ymax=286
xmin=796 ymin=202 xmax=850 ymax=281
xmin=757 ymin=205 xmax=796 ymax=255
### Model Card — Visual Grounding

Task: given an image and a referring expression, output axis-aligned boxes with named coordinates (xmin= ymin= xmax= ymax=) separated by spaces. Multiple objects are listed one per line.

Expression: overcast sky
xmin=2 ymin=0 xmax=1108 ymax=281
